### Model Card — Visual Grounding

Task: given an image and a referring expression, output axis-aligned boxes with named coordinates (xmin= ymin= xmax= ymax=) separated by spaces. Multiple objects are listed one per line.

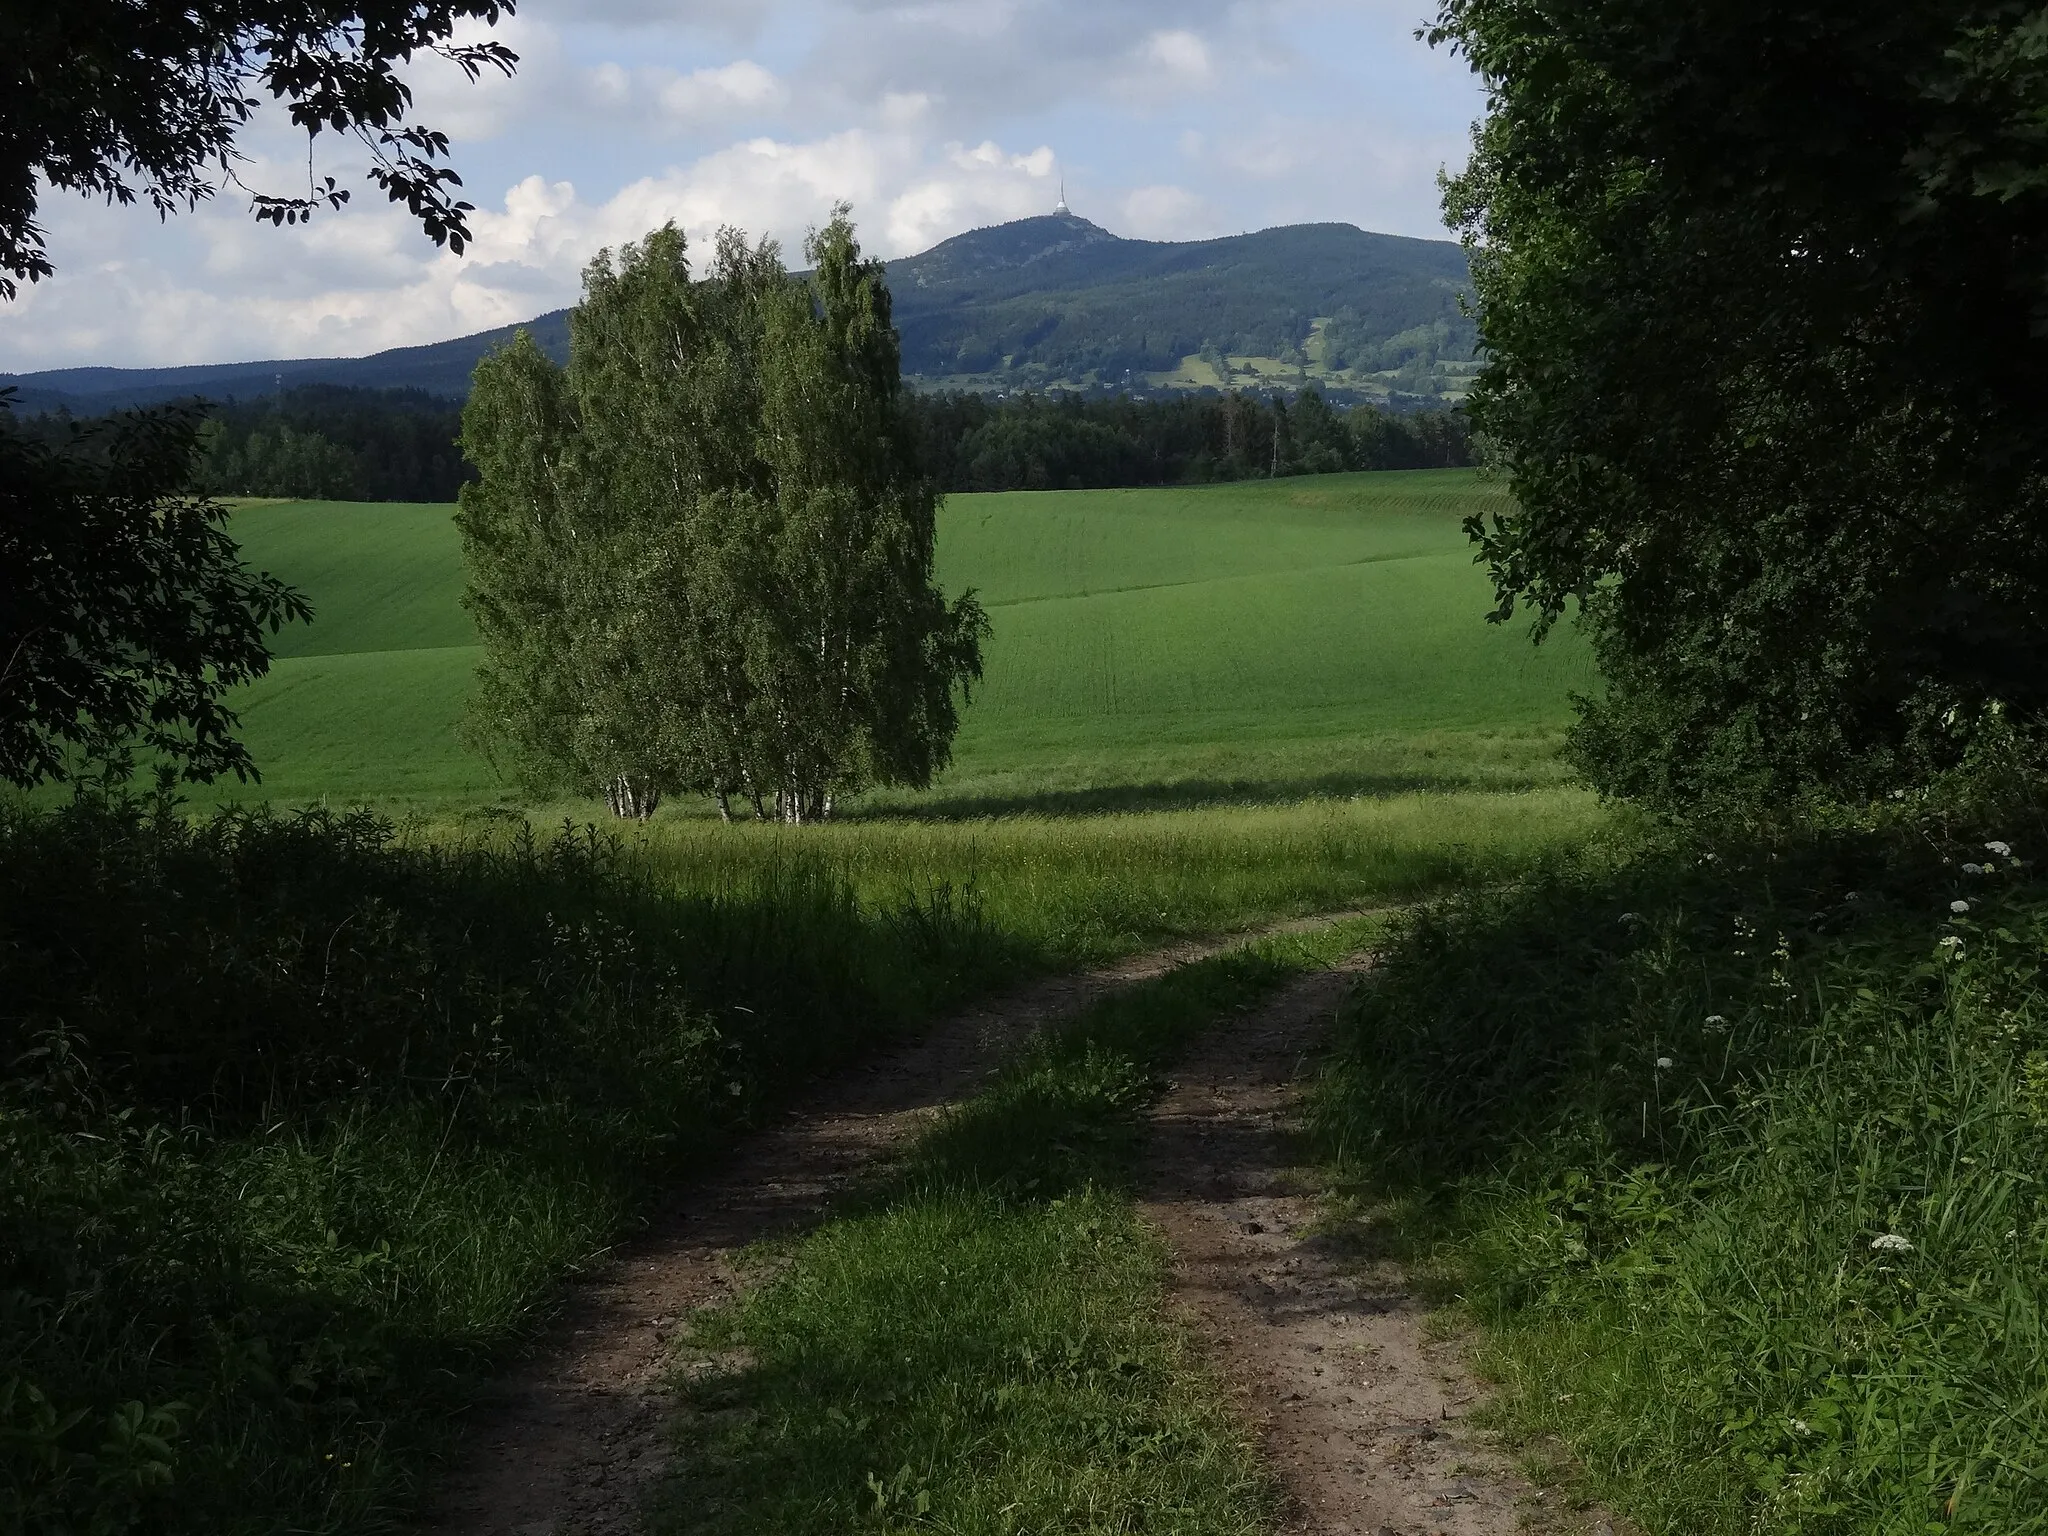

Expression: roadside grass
xmin=614 ymin=786 xmax=1605 ymax=963
xmin=0 ymin=800 xmax=1016 ymax=1536
xmin=655 ymin=917 xmax=1386 ymax=1536
xmin=0 ymin=790 xmax=1530 ymax=1536
xmin=1310 ymin=810 xmax=2048 ymax=1534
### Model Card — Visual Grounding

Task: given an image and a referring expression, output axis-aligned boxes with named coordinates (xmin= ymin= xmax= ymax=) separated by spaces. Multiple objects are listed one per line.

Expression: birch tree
xmin=458 ymin=212 xmax=986 ymax=820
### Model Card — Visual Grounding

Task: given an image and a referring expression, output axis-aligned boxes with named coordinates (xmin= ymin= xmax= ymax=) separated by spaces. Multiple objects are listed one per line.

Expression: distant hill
xmin=2 ymin=214 xmax=1475 ymax=414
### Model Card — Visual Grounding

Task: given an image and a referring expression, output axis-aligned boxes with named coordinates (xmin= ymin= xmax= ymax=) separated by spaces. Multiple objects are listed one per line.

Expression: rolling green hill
xmin=207 ymin=470 xmax=1591 ymax=813
xmin=6 ymin=218 xmax=1474 ymax=412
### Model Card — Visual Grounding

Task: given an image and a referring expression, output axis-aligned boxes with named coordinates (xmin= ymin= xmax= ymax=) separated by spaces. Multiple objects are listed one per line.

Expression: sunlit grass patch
xmin=613 ymin=789 xmax=1603 ymax=964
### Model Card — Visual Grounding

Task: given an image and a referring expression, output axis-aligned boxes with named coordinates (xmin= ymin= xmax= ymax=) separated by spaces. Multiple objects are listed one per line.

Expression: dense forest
xmin=21 ymin=384 xmax=470 ymax=501
xmin=22 ymin=384 xmax=1470 ymax=501
xmin=906 ymin=389 xmax=1471 ymax=490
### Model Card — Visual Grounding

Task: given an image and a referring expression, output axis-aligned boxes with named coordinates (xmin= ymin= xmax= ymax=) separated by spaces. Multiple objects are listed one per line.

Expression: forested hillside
xmin=885 ymin=213 xmax=1474 ymax=394
xmin=1 ymin=215 xmax=1472 ymax=412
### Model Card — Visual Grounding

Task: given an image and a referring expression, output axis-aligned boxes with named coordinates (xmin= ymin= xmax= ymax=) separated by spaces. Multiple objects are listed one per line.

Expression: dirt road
xmin=423 ymin=934 xmax=1269 ymax=1536
xmin=424 ymin=929 xmax=1609 ymax=1536
xmin=1140 ymin=961 xmax=1610 ymax=1536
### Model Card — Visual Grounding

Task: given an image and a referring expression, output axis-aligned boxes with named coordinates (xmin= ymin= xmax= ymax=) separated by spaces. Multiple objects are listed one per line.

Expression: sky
xmin=0 ymin=0 xmax=1483 ymax=373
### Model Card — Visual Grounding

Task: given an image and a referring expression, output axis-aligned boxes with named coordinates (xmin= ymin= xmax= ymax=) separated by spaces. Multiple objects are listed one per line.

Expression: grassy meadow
xmin=3 ymin=469 xmax=1619 ymax=1535
xmin=215 ymin=469 xmax=1594 ymax=814
xmin=1312 ymin=802 xmax=2048 ymax=1534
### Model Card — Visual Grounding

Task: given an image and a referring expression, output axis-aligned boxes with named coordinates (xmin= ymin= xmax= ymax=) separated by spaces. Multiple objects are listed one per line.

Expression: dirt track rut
xmin=424 ymin=926 xmax=1613 ymax=1536
xmin=1140 ymin=962 xmax=1613 ymax=1536
xmin=422 ymin=934 xmax=1262 ymax=1536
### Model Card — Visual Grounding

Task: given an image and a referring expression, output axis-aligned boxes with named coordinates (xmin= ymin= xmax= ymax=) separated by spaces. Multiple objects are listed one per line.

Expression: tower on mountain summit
xmin=1054 ymin=180 xmax=1070 ymax=216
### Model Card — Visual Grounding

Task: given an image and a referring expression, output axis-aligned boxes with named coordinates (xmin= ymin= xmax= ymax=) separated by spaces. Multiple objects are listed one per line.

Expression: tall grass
xmin=1312 ymin=816 xmax=2048 ymax=1533
xmin=1 ymin=787 xmax=1594 ymax=1536
xmin=0 ymin=800 xmax=1012 ymax=1536
xmin=614 ymin=787 xmax=1603 ymax=962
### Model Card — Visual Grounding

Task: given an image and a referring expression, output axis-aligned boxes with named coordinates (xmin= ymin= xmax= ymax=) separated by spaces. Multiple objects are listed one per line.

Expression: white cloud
xmin=1120 ymin=184 xmax=1222 ymax=241
xmin=0 ymin=0 xmax=1487 ymax=372
xmin=0 ymin=128 xmax=1068 ymax=369
xmin=659 ymin=60 xmax=786 ymax=121
xmin=396 ymin=12 xmax=558 ymax=142
xmin=1142 ymin=30 xmax=1216 ymax=90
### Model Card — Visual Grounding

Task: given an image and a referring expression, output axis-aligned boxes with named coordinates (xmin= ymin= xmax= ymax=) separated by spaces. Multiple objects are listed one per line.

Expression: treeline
xmin=22 ymin=384 xmax=471 ymax=501
xmin=904 ymin=389 xmax=1473 ymax=493
xmin=190 ymin=385 xmax=470 ymax=501
xmin=22 ymin=382 xmax=1467 ymax=503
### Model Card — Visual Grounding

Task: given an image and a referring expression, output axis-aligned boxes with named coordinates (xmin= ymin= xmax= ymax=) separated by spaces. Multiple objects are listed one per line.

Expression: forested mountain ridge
xmin=3 ymin=215 xmax=1474 ymax=412
xmin=886 ymin=213 xmax=1475 ymax=394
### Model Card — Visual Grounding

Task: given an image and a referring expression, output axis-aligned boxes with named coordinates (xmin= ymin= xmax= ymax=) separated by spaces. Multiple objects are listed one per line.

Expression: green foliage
xmin=193 ymin=418 xmax=358 ymax=500
xmin=0 ymin=798 xmax=1016 ymax=1536
xmin=0 ymin=403 xmax=309 ymax=788
xmin=1438 ymin=0 xmax=2048 ymax=810
xmin=3 ymin=1 xmax=515 ymax=296
xmin=1315 ymin=810 xmax=2048 ymax=1532
xmin=459 ymin=215 xmax=988 ymax=820
xmin=183 ymin=386 xmax=471 ymax=502
xmin=904 ymin=389 xmax=1472 ymax=492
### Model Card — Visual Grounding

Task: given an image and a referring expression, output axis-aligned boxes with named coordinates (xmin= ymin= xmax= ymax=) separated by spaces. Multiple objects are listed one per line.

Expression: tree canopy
xmin=0 ymin=408 xmax=310 ymax=788
xmin=1441 ymin=0 xmax=2048 ymax=809
xmin=0 ymin=0 xmax=512 ymax=790
xmin=459 ymin=213 xmax=988 ymax=821
xmin=1 ymin=0 xmax=518 ymax=297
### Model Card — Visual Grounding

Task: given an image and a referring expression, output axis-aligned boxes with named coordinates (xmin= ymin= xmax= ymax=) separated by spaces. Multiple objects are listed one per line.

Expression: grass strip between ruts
xmin=650 ymin=914 xmax=1387 ymax=1536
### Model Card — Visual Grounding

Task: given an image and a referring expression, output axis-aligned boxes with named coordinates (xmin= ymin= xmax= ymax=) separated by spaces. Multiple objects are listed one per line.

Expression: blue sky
xmin=1 ymin=0 xmax=1482 ymax=371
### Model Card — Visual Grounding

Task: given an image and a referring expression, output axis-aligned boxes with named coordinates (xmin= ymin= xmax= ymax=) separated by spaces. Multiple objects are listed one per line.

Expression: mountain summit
xmin=896 ymin=211 xmax=1123 ymax=287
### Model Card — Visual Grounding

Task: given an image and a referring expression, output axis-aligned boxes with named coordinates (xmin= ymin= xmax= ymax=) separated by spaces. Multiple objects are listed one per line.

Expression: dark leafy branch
xmin=0 ymin=1 xmax=518 ymax=295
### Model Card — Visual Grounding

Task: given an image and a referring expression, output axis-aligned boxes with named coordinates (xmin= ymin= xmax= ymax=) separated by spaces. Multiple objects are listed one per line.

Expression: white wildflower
xmin=1789 ymin=1418 xmax=1812 ymax=1436
xmin=1961 ymin=863 xmax=1984 ymax=876
xmin=1656 ymin=1056 xmax=1675 ymax=1070
xmin=1939 ymin=935 xmax=1963 ymax=951
xmin=1951 ymin=899 xmax=1971 ymax=915
xmin=1704 ymin=1014 xmax=1728 ymax=1027
xmin=1870 ymin=1233 xmax=1915 ymax=1254
xmin=1986 ymin=841 xmax=2012 ymax=857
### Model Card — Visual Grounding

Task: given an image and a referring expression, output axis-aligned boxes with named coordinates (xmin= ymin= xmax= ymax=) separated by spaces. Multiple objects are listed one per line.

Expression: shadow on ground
xmin=846 ymin=768 xmax=1560 ymax=821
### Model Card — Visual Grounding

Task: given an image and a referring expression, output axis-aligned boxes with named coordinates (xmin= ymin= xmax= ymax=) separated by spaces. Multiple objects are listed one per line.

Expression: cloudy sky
xmin=2 ymin=0 xmax=1482 ymax=373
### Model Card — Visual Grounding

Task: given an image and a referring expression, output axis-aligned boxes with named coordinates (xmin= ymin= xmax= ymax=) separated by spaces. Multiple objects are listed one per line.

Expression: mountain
xmin=886 ymin=213 xmax=1473 ymax=392
xmin=2 ymin=214 xmax=1475 ymax=413
xmin=1 ymin=311 xmax=572 ymax=415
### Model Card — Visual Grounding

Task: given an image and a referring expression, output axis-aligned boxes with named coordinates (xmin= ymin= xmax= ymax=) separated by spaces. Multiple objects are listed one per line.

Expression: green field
xmin=217 ymin=470 xmax=1594 ymax=813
